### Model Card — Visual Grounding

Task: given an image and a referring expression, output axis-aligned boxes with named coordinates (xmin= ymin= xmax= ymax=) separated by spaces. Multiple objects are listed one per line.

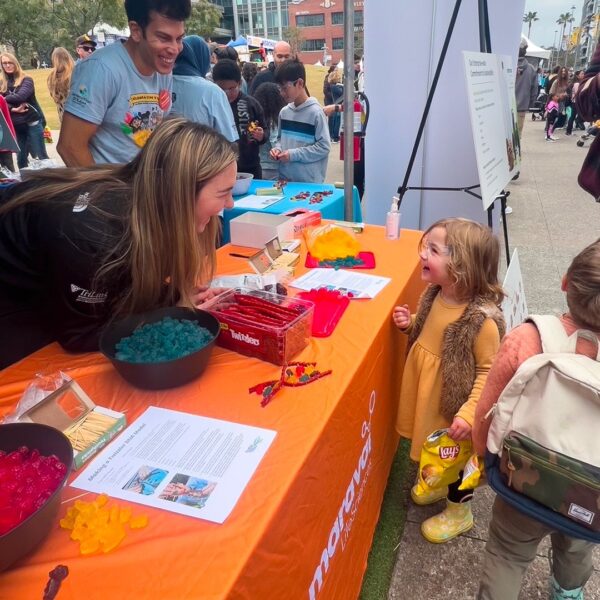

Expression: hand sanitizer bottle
xmin=386 ymin=196 xmax=401 ymax=240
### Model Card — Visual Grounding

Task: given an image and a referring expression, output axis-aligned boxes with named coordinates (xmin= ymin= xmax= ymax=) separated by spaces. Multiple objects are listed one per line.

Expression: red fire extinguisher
xmin=340 ymin=92 xmax=369 ymax=162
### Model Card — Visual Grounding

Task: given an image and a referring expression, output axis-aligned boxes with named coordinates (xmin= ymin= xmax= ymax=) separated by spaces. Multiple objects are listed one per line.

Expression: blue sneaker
xmin=550 ymin=576 xmax=584 ymax=600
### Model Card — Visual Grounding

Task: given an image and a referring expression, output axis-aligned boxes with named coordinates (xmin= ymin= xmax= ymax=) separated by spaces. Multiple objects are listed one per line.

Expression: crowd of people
xmin=0 ymin=2 xmax=598 ymax=599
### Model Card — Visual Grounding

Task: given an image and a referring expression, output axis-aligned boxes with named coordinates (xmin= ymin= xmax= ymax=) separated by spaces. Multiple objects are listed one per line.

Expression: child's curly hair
xmin=420 ymin=218 xmax=504 ymax=306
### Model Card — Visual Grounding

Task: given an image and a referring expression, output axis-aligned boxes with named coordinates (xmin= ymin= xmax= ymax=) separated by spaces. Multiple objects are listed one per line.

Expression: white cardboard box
xmin=230 ymin=213 xmax=295 ymax=248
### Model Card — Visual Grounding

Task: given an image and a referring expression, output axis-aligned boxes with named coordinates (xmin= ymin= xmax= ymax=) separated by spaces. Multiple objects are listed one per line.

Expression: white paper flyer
xmin=234 ymin=194 xmax=284 ymax=209
xmin=71 ymin=407 xmax=277 ymax=524
xmin=290 ymin=268 xmax=391 ymax=299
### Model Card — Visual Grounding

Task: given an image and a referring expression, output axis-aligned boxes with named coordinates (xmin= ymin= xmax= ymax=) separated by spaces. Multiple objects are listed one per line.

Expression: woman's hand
xmin=190 ymin=286 xmax=228 ymax=307
xmin=11 ymin=103 xmax=27 ymax=113
xmin=392 ymin=304 xmax=411 ymax=329
xmin=447 ymin=416 xmax=471 ymax=441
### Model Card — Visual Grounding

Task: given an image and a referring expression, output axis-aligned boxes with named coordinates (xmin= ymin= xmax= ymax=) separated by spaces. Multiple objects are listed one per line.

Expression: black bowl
xmin=99 ymin=307 xmax=220 ymax=390
xmin=0 ymin=423 xmax=73 ymax=573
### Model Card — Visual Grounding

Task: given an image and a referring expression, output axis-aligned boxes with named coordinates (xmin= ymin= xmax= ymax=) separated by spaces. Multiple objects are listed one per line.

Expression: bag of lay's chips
xmin=458 ymin=453 xmax=485 ymax=491
xmin=413 ymin=429 xmax=472 ymax=500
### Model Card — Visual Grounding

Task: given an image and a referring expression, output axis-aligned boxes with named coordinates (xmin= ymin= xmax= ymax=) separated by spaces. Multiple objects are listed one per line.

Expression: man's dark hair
xmin=274 ymin=59 xmax=306 ymax=85
xmin=213 ymin=59 xmax=241 ymax=83
xmin=124 ymin=0 xmax=191 ymax=29
xmin=214 ymin=46 xmax=239 ymax=62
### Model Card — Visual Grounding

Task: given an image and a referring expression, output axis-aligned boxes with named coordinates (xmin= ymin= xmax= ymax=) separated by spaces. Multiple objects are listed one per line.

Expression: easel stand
xmin=395 ymin=0 xmax=512 ymax=266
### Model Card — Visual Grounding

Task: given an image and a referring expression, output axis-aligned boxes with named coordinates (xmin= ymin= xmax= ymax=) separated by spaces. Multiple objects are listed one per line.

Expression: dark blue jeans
xmin=15 ymin=121 xmax=49 ymax=169
xmin=328 ymin=112 xmax=341 ymax=141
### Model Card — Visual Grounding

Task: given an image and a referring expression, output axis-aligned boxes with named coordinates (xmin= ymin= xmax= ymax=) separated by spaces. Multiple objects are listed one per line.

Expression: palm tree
xmin=556 ymin=12 xmax=573 ymax=52
xmin=523 ymin=11 xmax=539 ymax=38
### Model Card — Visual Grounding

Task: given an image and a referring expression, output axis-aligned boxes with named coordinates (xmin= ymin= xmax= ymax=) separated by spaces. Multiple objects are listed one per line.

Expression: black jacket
xmin=0 ymin=181 xmax=128 ymax=367
xmin=249 ymin=62 xmax=276 ymax=96
xmin=230 ymin=91 xmax=268 ymax=174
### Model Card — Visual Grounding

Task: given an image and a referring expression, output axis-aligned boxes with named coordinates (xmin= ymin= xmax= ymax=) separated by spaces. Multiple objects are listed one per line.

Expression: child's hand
xmin=447 ymin=417 xmax=471 ymax=441
xmin=392 ymin=304 xmax=411 ymax=329
xmin=270 ymin=148 xmax=282 ymax=160
xmin=249 ymin=126 xmax=264 ymax=142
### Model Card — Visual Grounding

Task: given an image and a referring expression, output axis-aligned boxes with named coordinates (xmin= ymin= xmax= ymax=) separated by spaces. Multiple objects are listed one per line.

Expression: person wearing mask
xmin=0 ymin=119 xmax=236 ymax=368
xmin=58 ymin=0 xmax=191 ymax=167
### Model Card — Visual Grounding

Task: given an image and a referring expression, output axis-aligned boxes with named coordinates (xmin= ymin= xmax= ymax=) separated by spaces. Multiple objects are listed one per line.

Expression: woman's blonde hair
xmin=0 ymin=118 xmax=237 ymax=316
xmin=0 ymin=53 xmax=25 ymax=92
xmin=566 ymin=239 xmax=600 ymax=330
xmin=328 ymin=69 xmax=342 ymax=85
xmin=47 ymin=47 xmax=75 ymax=110
xmin=421 ymin=218 xmax=504 ymax=306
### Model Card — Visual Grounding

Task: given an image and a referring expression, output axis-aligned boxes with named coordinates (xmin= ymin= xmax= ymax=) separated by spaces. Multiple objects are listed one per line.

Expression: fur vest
xmin=407 ymin=285 xmax=506 ymax=420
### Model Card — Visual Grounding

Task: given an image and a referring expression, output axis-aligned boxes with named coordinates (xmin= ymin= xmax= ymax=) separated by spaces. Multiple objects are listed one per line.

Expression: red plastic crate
xmin=203 ymin=288 xmax=314 ymax=365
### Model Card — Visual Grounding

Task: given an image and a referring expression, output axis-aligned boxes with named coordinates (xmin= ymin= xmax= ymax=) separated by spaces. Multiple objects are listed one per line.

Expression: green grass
xmin=359 ymin=439 xmax=415 ymax=600
xmin=24 ymin=68 xmax=60 ymax=130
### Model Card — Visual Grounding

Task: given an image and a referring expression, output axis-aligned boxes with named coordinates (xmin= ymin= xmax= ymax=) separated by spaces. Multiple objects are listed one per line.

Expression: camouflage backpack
xmin=485 ymin=315 xmax=600 ymax=542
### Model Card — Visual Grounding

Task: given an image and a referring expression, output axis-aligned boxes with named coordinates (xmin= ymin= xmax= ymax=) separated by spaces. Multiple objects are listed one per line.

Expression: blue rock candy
xmin=115 ymin=317 xmax=213 ymax=363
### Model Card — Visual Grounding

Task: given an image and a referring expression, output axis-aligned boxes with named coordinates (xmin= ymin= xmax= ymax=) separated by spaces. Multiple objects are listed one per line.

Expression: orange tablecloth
xmin=0 ymin=226 xmax=424 ymax=600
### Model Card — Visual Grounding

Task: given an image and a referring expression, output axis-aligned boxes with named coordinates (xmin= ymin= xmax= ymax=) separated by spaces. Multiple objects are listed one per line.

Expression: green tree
xmin=52 ymin=0 xmax=126 ymax=40
xmin=283 ymin=26 xmax=304 ymax=57
xmin=556 ymin=12 xmax=572 ymax=52
xmin=0 ymin=0 xmax=48 ymax=61
xmin=523 ymin=11 xmax=539 ymax=38
xmin=185 ymin=1 xmax=222 ymax=39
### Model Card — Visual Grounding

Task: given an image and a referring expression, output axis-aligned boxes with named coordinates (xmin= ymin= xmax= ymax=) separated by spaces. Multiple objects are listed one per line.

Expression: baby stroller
xmin=530 ymin=89 xmax=548 ymax=121
xmin=576 ymin=120 xmax=600 ymax=147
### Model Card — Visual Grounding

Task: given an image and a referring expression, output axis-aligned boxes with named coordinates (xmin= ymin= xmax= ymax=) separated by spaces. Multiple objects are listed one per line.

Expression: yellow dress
xmin=395 ymin=294 xmax=500 ymax=461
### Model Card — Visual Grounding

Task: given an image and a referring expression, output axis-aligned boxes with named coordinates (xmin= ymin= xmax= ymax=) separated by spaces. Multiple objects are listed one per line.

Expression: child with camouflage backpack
xmin=473 ymin=239 xmax=600 ymax=600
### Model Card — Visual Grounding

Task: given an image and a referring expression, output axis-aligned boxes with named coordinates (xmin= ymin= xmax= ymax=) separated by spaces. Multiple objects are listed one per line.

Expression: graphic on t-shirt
xmin=120 ymin=90 xmax=170 ymax=148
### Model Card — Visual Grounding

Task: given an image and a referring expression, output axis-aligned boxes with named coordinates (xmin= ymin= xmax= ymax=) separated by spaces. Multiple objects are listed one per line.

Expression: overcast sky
xmin=523 ymin=0 xmax=584 ymax=47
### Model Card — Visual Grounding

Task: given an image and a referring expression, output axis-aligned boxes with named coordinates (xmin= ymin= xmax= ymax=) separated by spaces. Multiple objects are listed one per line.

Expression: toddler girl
xmin=393 ymin=218 xmax=505 ymax=543
xmin=546 ymin=93 xmax=560 ymax=141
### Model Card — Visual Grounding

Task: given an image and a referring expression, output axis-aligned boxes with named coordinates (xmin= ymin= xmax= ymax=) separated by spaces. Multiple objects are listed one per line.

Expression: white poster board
xmin=498 ymin=55 xmax=521 ymax=178
xmin=501 ymin=249 xmax=528 ymax=332
xmin=72 ymin=407 xmax=276 ymax=524
xmin=463 ymin=51 xmax=512 ymax=210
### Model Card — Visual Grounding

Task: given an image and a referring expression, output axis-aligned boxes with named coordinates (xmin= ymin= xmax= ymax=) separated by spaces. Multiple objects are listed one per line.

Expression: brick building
xmin=288 ymin=0 xmax=364 ymax=64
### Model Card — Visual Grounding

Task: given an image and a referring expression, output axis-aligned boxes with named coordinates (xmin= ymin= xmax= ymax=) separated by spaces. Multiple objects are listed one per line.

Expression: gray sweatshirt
xmin=515 ymin=56 xmax=538 ymax=112
xmin=275 ymin=97 xmax=331 ymax=182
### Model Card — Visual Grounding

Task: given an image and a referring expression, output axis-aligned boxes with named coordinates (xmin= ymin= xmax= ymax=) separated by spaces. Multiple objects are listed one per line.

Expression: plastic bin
xmin=203 ymin=288 xmax=314 ymax=365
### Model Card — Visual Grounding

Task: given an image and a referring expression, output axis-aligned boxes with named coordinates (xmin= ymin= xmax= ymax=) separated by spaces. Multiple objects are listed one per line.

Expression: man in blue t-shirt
xmin=58 ymin=0 xmax=191 ymax=166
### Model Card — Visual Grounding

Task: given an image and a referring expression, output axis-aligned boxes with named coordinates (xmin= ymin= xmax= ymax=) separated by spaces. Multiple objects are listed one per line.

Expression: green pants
xmin=477 ymin=497 xmax=595 ymax=599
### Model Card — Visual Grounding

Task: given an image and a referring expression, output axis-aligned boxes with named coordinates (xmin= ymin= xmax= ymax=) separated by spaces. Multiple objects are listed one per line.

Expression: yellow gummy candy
xmin=129 ymin=514 xmax=148 ymax=529
xmin=80 ymin=537 xmax=101 ymax=555
xmin=59 ymin=516 xmax=75 ymax=530
xmin=94 ymin=494 xmax=109 ymax=508
xmin=119 ymin=507 xmax=132 ymax=524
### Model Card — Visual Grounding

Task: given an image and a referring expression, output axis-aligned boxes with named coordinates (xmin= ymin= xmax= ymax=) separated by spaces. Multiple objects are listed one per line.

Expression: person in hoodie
xmin=213 ymin=58 xmax=267 ymax=179
xmin=515 ymin=39 xmax=538 ymax=141
xmin=172 ymin=36 xmax=238 ymax=142
xmin=270 ymin=59 xmax=331 ymax=183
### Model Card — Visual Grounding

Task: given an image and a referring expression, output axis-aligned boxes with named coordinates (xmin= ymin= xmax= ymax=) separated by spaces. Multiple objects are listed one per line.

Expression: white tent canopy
xmin=521 ymin=34 xmax=551 ymax=60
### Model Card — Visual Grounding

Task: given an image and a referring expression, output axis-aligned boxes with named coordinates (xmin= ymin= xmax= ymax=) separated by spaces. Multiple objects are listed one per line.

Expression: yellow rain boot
xmin=410 ymin=484 xmax=448 ymax=506
xmin=421 ymin=499 xmax=473 ymax=543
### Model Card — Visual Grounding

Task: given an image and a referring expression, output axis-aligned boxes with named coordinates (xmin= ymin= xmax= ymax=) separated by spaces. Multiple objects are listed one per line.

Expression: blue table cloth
xmin=222 ymin=180 xmax=363 ymax=243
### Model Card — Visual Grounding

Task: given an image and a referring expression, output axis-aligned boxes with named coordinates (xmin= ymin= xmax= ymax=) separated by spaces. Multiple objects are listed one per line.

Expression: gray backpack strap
xmin=527 ymin=315 xmax=570 ymax=353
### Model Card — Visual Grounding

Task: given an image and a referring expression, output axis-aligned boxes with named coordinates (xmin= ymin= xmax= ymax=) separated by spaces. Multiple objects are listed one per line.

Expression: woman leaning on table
xmin=0 ymin=118 xmax=237 ymax=369
xmin=0 ymin=52 xmax=49 ymax=169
